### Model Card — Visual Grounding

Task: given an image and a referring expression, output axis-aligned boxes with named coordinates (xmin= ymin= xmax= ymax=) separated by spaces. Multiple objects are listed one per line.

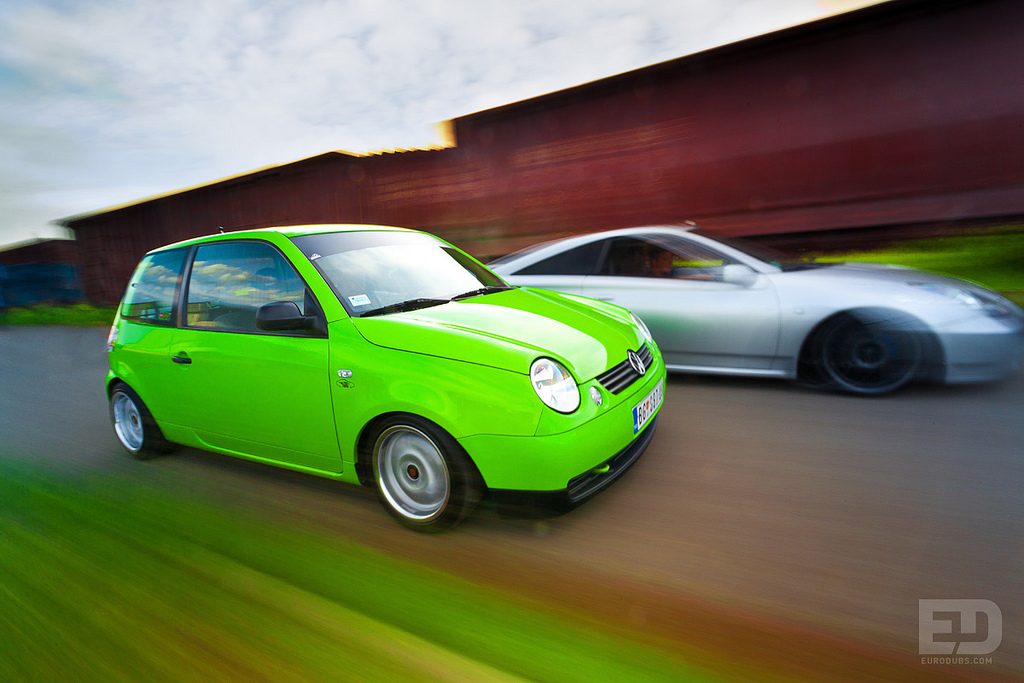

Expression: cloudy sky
xmin=0 ymin=0 xmax=875 ymax=247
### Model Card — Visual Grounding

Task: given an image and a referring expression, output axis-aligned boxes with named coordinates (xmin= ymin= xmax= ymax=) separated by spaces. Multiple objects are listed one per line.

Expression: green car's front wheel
xmin=371 ymin=416 xmax=481 ymax=531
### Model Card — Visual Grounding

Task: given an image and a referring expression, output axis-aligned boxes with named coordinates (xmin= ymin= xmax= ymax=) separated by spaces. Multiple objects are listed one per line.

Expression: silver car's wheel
xmin=819 ymin=316 xmax=921 ymax=395
xmin=374 ymin=426 xmax=451 ymax=522
xmin=112 ymin=391 xmax=145 ymax=452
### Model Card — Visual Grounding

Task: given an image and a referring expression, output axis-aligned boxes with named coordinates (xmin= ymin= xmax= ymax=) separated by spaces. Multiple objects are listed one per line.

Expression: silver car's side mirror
xmin=721 ymin=264 xmax=758 ymax=287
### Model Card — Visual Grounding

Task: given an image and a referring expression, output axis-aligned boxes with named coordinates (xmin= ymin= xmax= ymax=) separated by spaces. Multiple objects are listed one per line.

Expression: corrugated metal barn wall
xmin=361 ymin=148 xmax=511 ymax=244
xmin=73 ymin=156 xmax=366 ymax=303
xmin=445 ymin=0 xmax=1024 ymax=253
xmin=67 ymin=0 xmax=1024 ymax=303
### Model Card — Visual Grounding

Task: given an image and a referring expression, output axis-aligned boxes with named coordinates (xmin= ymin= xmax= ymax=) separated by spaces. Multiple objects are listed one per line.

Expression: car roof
xmin=489 ymin=224 xmax=779 ymax=275
xmin=546 ymin=225 xmax=697 ymax=244
xmin=490 ymin=225 xmax=697 ymax=269
xmin=149 ymin=223 xmax=418 ymax=253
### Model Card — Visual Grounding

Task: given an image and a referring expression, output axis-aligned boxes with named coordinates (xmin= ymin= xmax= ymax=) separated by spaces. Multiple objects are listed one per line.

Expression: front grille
xmin=595 ymin=343 xmax=654 ymax=394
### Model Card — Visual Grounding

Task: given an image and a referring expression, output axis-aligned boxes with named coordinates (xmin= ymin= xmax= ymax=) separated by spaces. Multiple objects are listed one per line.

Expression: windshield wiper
xmin=451 ymin=285 xmax=513 ymax=301
xmin=359 ymin=298 xmax=450 ymax=317
xmin=360 ymin=286 xmax=512 ymax=316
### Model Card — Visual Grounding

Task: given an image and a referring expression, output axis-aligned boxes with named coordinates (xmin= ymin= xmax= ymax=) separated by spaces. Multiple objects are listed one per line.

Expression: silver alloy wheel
xmin=112 ymin=391 xmax=144 ymax=452
xmin=374 ymin=425 xmax=451 ymax=522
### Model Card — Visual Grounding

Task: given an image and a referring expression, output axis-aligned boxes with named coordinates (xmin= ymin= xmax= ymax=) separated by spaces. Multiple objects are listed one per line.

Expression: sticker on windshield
xmin=310 ymin=252 xmax=322 ymax=260
xmin=348 ymin=294 xmax=371 ymax=307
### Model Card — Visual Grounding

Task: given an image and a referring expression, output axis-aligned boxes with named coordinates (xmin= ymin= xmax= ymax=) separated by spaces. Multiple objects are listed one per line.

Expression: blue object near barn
xmin=0 ymin=239 xmax=83 ymax=307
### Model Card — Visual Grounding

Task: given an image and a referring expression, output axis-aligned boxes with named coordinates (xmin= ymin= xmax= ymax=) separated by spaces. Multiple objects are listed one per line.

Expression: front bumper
xmin=488 ymin=416 xmax=658 ymax=512
xmin=459 ymin=362 xmax=666 ymax=495
xmin=938 ymin=326 xmax=1024 ymax=384
xmin=565 ymin=414 xmax=658 ymax=503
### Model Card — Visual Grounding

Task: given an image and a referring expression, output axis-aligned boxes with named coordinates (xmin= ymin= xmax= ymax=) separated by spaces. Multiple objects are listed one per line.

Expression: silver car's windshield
xmin=697 ymin=231 xmax=835 ymax=272
xmin=488 ymin=237 xmax=563 ymax=266
xmin=292 ymin=232 xmax=508 ymax=316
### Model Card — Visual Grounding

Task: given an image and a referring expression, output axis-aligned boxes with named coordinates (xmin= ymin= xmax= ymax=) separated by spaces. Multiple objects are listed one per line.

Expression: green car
xmin=107 ymin=225 xmax=666 ymax=530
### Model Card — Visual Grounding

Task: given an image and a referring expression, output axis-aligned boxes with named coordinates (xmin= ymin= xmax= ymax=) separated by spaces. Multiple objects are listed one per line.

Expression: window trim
xmin=177 ymin=239 xmax=327 ymax=338
xmin=592 ymin=239 xmax=613 ymax=275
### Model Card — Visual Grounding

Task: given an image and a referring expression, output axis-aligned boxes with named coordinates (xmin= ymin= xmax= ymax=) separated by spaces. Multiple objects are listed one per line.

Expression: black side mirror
xmin=256 ymin=301 xmax=316 ymax=332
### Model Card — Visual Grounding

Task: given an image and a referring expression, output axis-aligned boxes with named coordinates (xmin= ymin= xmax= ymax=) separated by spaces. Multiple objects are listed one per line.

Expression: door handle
xmin=172 ymin=353 xmax=192 ymax=365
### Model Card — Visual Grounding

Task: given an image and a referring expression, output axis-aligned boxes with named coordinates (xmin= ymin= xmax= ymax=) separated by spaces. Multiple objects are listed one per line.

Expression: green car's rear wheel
xmin=108 ymin=384 xmax=175 ymax=458
xmin=371 ymin=416 xmax=481 ymax=531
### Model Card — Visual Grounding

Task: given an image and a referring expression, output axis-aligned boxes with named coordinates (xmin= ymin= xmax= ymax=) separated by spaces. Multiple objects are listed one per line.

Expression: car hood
xmin=351 ymin=287 xmax=643 ymax=379
xmin=777 ymin=262 xmax=991 ymax=291
xmin=769 ymin=263 xmax=1024 ymax=318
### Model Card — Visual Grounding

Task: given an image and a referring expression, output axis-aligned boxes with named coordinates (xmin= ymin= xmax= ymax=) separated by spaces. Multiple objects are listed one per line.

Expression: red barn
xmin=59 ymin=0 xmax=1024 ymax=304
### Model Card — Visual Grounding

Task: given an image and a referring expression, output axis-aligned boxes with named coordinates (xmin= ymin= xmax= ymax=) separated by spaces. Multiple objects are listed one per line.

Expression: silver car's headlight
xmin=530 ymin=358 xmax=580 ymax=413
xmin=910 ymin=282 xmax=1013 ymax=318
xmin=631 ymin=312 xmax=653 ymax=342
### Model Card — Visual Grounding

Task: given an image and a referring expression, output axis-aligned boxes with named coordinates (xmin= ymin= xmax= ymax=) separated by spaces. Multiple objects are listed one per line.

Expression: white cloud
xmin=0 ymin=0 xmax=878 ymax=246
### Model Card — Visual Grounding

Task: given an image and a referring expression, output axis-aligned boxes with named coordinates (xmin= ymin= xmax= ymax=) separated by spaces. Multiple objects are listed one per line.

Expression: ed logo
xmin=919 ymin=599 xmax=1002 ymax=655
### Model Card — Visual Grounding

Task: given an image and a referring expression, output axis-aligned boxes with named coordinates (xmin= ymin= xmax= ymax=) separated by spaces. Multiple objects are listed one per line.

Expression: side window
xmin=121 ymin=249 xmax=187 ymax=324
xmin=516 ymin=240 xmax=605 ymax=276
xmin=185 ymin=241 xmax=311 ymax=333
xmin=658 ymin=236 xmax=734 ymax=281
xmin=600 ymin=236 xmax=734 ymax=280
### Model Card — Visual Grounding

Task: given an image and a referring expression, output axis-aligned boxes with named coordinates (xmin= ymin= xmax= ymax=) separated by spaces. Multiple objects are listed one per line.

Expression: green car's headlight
xmin=631 ymin=312 xmax=653 ymax=342
xmin=530 ymin=358 xmax=580 ymax=413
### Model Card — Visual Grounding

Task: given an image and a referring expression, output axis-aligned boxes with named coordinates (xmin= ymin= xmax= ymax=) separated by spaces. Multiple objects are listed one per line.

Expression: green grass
xmin=812 ymin=229 xmax=1024 ymax=306
xmin=0 ymin=303 xmax=116 ymax=327
xmin=0 ymin=460 xmax=720 ymax=682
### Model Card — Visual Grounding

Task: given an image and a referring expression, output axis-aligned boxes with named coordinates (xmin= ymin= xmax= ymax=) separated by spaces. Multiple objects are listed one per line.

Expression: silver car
xmin=490 ymin=226 xmax=1024 ymax=395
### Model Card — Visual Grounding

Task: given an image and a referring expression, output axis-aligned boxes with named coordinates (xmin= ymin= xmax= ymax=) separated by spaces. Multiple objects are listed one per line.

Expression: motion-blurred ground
xmin=1 ymin=327 xmax=1021 ymax=681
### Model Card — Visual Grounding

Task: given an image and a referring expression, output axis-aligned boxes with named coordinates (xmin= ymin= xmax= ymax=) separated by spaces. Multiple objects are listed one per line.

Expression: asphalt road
xmin=2 ymin=326 xmax=1022 ymax=679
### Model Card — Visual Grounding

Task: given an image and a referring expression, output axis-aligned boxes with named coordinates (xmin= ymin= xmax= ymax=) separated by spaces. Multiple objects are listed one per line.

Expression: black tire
xmin=108 ymin=384 xmax=176 ymax=459
xmin=370 ymin=415 xmax=482 ymax=532
xmin=815 ymin=314 xmax=922 ymax=396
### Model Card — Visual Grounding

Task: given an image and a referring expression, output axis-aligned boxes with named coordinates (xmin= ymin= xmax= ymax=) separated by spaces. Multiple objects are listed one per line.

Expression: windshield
xmin=697 ymin=231 xmax=835 ymax=272
xmin=487 ymin=237 xmax=562 ymax=266
xmin=291 ymin=231 xmax=508 ymax=316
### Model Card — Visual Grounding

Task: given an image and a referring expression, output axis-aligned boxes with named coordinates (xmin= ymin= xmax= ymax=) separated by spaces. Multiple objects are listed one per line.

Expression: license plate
xmin=632 ymin=380 xmax=663 ymax=434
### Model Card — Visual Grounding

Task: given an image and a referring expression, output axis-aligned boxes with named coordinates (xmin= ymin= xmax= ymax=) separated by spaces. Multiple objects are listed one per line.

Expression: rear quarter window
xmin=516 ymin=240 xmax=604 ymax=276
xmin=121 ymin=249 xmax=188 ymax=324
